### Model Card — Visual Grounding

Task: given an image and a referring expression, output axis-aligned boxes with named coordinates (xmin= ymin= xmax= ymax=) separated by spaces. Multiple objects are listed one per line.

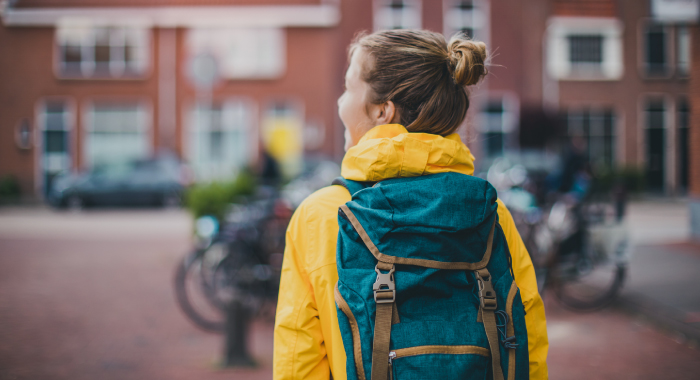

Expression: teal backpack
xmin=333 ymin=172 xmax=529 ymax=380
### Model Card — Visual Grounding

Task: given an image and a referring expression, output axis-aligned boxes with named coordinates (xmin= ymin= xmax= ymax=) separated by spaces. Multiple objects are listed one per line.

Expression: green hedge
xmin=0 ymin=175 xmax=21 ymax=201
xmin=590 ymin=165 xmax=646 ymax=195
xmin=184 ymin=169 xmax=257 ymax=221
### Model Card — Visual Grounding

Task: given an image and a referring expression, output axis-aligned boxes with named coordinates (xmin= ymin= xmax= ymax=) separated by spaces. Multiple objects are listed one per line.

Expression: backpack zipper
xmin=388 ymin=351 xmax=396 ymax=380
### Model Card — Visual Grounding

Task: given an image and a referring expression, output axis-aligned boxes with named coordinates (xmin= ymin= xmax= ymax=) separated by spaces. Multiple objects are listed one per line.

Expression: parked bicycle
xmin=488 ymin=154 xmax=630 ymax=311
xmin=174 ymin=188 xmax=291 ymax=332
xmin=174 ymin=160 xmax=340 ymax=332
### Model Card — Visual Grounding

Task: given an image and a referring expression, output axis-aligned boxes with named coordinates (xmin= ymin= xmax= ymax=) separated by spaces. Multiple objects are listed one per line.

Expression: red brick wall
xmin=0 ymin=23 xmax=161 ymax=195
xmin=552 ymin=0 xmax=616 ymax=17
xmin=689 ymin=25 xmax=700 ymax=197
xmin=0 ymin=25 xmax=43 ymax=195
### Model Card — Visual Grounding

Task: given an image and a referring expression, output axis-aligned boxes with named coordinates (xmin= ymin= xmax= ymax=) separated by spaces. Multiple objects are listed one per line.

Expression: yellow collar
xmin=341 ymin=124 xmax=475 ymax=182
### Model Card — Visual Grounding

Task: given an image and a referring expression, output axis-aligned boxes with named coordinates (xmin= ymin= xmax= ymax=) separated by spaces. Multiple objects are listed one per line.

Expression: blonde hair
xmin=350 ymin=29 xmax=488 ymax=136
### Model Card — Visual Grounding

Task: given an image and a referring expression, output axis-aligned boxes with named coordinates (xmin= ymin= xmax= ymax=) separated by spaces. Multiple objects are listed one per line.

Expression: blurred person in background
xmin=260 ymin=149 xmax=282 ymax=188
xmin=556 ymin=134 xmax=591 ymax=201
xmin=273 ymin=29 xmax=548 ymax=379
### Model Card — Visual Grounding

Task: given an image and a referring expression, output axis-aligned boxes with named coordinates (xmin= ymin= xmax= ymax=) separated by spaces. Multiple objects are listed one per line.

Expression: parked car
xmin=48 ymin=155 xmax=191 ymax=209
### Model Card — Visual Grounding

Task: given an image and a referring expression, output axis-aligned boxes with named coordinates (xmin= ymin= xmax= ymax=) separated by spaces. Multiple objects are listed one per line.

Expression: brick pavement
xmin=546 ymin=294 xmax=700 ymax=379
xmin=0 ymin=208 xmax=272 ymax=380
xmin=1 ymin=207 xmax=700 ymax=379
xmin=618 ymin=242 xmax=700 ymax=344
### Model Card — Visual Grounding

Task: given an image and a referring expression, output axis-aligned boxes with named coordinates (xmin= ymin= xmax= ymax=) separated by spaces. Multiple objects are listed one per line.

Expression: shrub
xmin=184 ymin=169 xmax=257 ymax=221
xmin=0 ymin=175 xmax=21 ymax=201
xmin=591 ymin=165 xmax=645 ymax=196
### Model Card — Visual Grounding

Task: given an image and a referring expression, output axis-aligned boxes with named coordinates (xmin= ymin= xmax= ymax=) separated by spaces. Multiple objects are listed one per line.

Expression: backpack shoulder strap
xmin=476 ymin=271 xmax=505 ymax=380
xmin=331 ymin=176 xmax=371 ymax=196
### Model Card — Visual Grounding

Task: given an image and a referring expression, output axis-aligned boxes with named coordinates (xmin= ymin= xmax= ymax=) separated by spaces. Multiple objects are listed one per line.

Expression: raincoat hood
xmin=341 ymin=124 xmax=476 ymax=182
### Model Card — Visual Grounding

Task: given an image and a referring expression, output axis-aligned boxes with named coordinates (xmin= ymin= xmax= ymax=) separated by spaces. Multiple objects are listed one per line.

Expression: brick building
xmin=0 ymin=0 xmax=342 ymax=198
xmin=547 ymin=0 xmax=694 ymax=195
xmin=1 ymin=0 xmax=697 ymax=201
xmin=336 ymin=0 xmax=696 ymax=197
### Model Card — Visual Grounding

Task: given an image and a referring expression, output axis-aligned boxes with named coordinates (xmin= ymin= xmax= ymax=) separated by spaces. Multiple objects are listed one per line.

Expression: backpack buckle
xmin=475 ymin=269 xmax=497 ymax=311
xmin=373 ymin=264 xmax=396 ymax=304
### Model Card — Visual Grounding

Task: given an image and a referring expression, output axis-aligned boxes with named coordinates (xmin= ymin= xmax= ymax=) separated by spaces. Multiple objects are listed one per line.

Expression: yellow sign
xmin=262 ymin=116 xmax=303 ymax=178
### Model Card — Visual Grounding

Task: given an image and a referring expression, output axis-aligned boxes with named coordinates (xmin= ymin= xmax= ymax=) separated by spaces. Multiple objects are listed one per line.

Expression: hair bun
xmin=447 ymin=37 xmax=488 ymax=86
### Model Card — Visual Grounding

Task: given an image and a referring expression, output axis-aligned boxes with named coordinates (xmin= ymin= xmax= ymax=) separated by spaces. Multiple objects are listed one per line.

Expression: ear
xmin=374 ymin=100 xmax=399 ymax=125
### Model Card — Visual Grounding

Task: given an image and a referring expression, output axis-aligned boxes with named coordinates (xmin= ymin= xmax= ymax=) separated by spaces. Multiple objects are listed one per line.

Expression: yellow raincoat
xmin=273 ymin=124 xmax=549 ymax=379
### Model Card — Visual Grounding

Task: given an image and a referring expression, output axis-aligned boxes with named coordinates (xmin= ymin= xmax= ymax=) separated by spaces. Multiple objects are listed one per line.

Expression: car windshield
xmin=90 ymin=162 xmax=134 ymax=181
xmin=89 ymin=158 xmax=181 ymax=183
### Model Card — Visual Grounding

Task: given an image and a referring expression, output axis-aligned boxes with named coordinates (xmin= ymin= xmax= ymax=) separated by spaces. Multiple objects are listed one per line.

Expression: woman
xmin=273 ymin=29 xmax=548 ymax=380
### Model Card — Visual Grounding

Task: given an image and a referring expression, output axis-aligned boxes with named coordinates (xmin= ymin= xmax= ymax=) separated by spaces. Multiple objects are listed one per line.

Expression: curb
xmin=616 ymin=291 xmax=700 ymax=348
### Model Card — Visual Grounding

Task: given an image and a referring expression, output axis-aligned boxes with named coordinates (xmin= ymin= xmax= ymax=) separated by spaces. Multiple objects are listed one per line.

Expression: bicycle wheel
xmin=210 ymin=240 xmax=267 ymax=316
xmin=174 ymin=243 xmax=228 ymax=333
xmin=550 ymin=228 xmax=627 ymax=311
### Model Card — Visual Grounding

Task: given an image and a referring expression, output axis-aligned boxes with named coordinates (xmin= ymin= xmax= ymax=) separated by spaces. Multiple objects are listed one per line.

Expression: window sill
xmin=56 ymin=72 xmax=149 ymax=80
xmin=556 ymin=75 xmax=622 ymax=82
xmin=638 ymin=73 xmax=689 ymax=82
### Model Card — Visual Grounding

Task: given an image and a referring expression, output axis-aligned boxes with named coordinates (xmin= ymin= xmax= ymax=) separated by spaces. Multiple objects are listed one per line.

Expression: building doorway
xmin=678 ymin=97 xmax=689 ymax=192
xmin=38 ymin=100 xmax=73 ymax=198
xmin=644 ymin=99 xmax=666 ymax=193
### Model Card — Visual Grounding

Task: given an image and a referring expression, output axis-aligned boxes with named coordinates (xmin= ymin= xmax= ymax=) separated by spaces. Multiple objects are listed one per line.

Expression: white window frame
xmin=55 ymin=23 xmax=150 ymax=79
xmin=187 ymin=28 xmax=286 ymax=80
xmin=676 ymin=25 xmax=690 ymax=78
xmin=185 ymin=98 xmax=257 ymax=182
xmin=373 ymin=0 xmax=422 ymax=31
xmin=82 ymin=99 xmax=152 ymax=169
xmin=477 ymin=93 xmax=519 ymax=157
xmin=546 ymin=17 xmax=623 ymax=81
xmin=651 ymin=0 xmax=700 ymax=23
xmin=443 ymin=0 xmax=488 ymax=40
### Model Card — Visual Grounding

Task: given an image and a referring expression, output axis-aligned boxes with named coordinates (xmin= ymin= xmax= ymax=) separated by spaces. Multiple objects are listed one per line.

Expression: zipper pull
xmin=388 ymin=351 xmax=396 ymax=380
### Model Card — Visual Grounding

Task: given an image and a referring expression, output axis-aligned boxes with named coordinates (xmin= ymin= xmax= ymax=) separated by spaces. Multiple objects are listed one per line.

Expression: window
xmin=678 ymin=97 xmax=690 ymax=191
xmin=546 ymin=17 xmax=623 ymax=80
xmin=644 ymin=99 xmax=666 ymax=192
xmin=569 ymin=35 xmax=603 ymax=64
xmin=642 ymin=24 xmax=670 ymax=77
xmin=38 ymin=100 xmax=73 ymax=196
xmin=188 ymin=100 xmax=253 ymax=181
xmin=374 ymin=0 xmax=422 ymax=31
xmin=566 ymin=109 xmax=616 ymax=169
xmin=479 ymin=97 xmax=518 ymax=158
xmin=677 ymin=26 xmax=691 ymax=77
xmin=444 ymin=0 xmax=485 ymax=39
xmin=483 ymin=101 xmax=505 ymax=157
xmin=57 ymin=26 xmax=149 ymax=79
xmin=85 ymin=102 xmax=150 ymax=168
xmin=187 ymin=28 xmax=285 ymax=80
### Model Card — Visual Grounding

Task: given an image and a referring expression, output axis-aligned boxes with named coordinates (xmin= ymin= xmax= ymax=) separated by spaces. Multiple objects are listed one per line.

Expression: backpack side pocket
xmin=335 ymin=281 xmax=367 ymax=380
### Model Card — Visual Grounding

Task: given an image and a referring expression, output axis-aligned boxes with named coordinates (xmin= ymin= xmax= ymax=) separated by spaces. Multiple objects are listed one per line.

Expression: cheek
xmin=344 ymin=129 xmax=352 ymax=151
xmin=337 ymin=93 xmax=350 ymax=123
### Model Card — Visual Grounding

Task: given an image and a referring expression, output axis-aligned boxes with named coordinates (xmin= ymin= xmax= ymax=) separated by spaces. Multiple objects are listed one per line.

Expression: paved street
xmin=546 ymin=294 xmax=700 ymax=379
xmin=0 ymin=202 xmax=699 ymax=379
xmin=0 ymin=207 xmax=272 ymax=380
